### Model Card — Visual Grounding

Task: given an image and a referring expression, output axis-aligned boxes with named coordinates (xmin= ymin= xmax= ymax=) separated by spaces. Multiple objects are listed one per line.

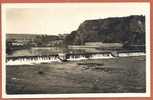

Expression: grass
xmin=6 ymin=56 xmax=146 ymax=94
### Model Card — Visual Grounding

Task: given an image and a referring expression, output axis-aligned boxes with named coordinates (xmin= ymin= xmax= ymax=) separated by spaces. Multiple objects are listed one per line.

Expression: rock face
xmin=64 ymin=15 xmax=145 ymax=46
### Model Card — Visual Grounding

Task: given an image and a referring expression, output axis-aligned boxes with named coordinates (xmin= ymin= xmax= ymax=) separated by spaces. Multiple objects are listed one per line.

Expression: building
xmin=68 ymin=42 xmax=123 ymax=52
xmin=85 ymin=42 xmax=123 ymax=48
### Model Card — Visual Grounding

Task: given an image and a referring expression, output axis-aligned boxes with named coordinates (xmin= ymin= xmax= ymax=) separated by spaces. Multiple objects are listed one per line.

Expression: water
xmin=7 ymin=56 xmax=60 ymax=65
xmin=6 ymin=47 xmax=146 ymax=66
xmin=118 ymin=52 xmax=145 ymax=57
xmin=7 ymin=47 xmax=62 ymax=57
xmin=6 ymin=52 xmax=145 ymax=65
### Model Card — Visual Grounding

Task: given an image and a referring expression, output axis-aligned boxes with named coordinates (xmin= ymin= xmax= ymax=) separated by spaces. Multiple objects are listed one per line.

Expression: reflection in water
xmin=7 ymin=47 xmax=63 ymax=57
xmin=9 ymin=49 xmax=33 ymax=56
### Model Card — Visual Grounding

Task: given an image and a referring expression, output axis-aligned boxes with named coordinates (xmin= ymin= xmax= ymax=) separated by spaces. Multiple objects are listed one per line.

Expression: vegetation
xmin=64 ymin=15 xmax=145 ymax=46
xmin=33 ymin=35 xmax=60 ymax=47
xmin=6 ymin=15 xmax=146 ymax=54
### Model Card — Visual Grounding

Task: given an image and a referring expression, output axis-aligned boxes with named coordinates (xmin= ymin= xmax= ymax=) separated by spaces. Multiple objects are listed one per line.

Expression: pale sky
xmin=3 ymin=3 xmax=149 ymax=35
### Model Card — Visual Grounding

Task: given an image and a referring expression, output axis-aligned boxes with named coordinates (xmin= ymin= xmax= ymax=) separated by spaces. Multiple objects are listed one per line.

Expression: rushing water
xmin=6 ymin=47 xmax=146 ymax=65
xmin=6 ymin=52 xmax=145 ymax=65
xmin=6 ymin=54 xmax=115 ymax=65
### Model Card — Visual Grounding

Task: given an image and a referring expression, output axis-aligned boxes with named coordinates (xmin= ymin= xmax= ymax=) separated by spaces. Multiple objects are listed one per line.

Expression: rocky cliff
xmin=64 ymin=15 xmax=145 ymax=46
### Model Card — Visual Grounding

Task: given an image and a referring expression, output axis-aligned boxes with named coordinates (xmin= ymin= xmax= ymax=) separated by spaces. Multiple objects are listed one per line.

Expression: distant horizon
xmin=2 ymin=3 xmax=149 ymax=35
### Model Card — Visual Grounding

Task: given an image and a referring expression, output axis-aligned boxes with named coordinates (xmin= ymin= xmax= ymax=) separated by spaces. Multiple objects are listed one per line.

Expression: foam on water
xmin=91 ymin=54 xmax=114 ymax=59
xmin=118 ymin=52 xmax=145 ymax=57
xmin=6 ymin=52 xmax=145 ymax=65
xmin=6 ymin=56 xmax=60 ymax=65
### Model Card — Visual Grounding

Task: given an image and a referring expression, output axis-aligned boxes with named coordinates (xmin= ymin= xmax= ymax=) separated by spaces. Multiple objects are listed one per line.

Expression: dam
xmin=6 ymin=51 xmax=145 ymax=65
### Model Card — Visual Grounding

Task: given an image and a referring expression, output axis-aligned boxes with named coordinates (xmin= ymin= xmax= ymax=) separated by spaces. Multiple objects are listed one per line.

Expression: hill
xmin=64 ymin=15 xmax=145 ymax=46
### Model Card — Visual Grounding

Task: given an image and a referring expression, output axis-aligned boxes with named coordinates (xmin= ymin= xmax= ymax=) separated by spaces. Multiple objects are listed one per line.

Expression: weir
xmin=6 ymin=51 xmax=145 ymax=65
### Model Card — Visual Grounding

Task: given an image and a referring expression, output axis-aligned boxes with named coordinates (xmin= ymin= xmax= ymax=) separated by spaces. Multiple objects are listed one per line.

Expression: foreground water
xmin=6 ymin=56 xmax=146 ymax=94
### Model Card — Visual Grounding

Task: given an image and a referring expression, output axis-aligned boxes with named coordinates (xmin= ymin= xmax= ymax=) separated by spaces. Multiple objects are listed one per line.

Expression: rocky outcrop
xmin=64 ymin=15 xmax=145 ymax=46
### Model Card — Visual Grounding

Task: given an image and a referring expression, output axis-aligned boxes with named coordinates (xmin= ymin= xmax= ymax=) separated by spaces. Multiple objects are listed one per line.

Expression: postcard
xmin=1 ymin=2 xmax=151 ymax=98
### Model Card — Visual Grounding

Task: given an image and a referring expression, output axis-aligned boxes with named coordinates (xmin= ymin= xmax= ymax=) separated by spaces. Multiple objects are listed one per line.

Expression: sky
xmin=3 ymin=3 xmax=149 ymax=35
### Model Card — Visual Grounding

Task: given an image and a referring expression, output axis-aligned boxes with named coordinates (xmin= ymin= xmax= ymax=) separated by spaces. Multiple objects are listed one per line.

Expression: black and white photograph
xmin=2 ymin=3 xmax=150 ymax=98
